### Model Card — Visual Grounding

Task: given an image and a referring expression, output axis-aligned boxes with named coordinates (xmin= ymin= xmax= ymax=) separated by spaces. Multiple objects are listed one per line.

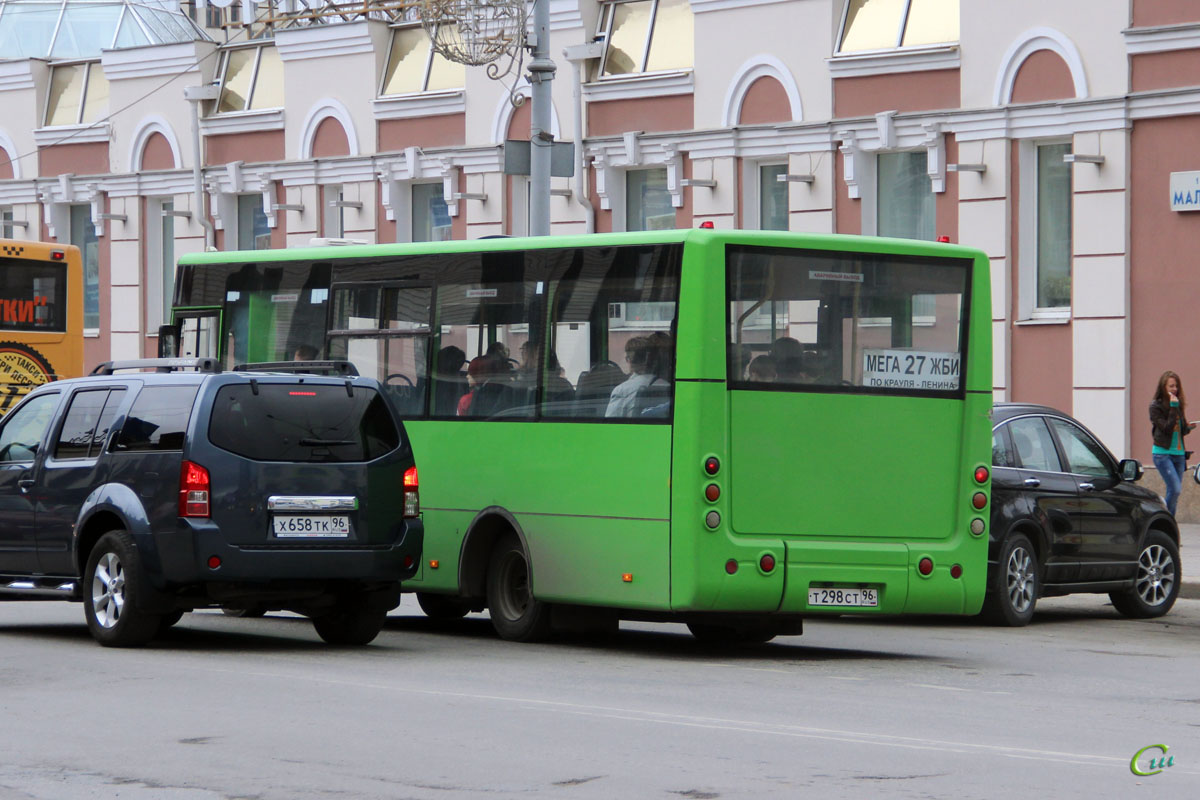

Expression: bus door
xmin=170 ymin=309 xmax=222 ymax=360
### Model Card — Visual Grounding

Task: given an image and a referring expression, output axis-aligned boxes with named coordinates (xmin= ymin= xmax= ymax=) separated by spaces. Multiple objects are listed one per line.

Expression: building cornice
xmin=101 ymin=41 xmax=217 ymax=81
xmin=691 ymin=0 xmax=795 ymax=12
xmin=0 ymin=59 xmax=42 ymax=92
xmin=372 ymin=90 xmax=465 ymax=120
xmin=1124 ymin=23 xmax=1200 ymax=55
xmin=34 ymin=123 xmax=112 ymax=147
xmin=827 ymin=45 xmax=960 ymax=79
xmin=582 ymin=70 xmax=694 ymax=102
xmin=275 ymin=20 xmax=383 ymax=62
xmin=200 ymin=109 xmax=285 ymax=136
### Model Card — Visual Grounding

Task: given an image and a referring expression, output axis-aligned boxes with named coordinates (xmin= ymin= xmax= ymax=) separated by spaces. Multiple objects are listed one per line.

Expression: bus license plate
xmin=807 ymin=586 xmax=879 ymax=607
xmin=272 ymin=515 xmax=351 ymax=538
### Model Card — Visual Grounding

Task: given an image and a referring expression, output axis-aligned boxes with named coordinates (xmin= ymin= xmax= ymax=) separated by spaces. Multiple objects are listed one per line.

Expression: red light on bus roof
xmin=699 ymin=221 xmax=715 ymax=229
xmin=974 ymin=466 xmax=989 ymax=484
xmin=50 ymin=250 xmax=66 ymax=260
xmin=918 ymin=557 xmax=934 ymax=576
xmin=288 ymin=391 xmax=317 ymax=396
xmin=937 ymin=235 xmax=951 ymax=243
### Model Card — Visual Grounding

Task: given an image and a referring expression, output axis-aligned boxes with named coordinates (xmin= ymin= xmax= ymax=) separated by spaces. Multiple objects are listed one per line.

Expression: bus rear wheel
xmin=486 ymin=536 xmax=551 ymax=642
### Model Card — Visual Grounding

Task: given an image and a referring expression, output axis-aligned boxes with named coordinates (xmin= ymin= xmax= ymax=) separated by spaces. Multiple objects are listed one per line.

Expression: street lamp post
xmin=526 ymin=0 xmax=554 ymax=237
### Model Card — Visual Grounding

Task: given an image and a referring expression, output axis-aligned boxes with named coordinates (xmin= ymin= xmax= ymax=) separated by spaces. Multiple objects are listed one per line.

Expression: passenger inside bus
xmin=747 ymin=355 xmax=777 ymax=382
xmin=432 ymin=345 xmax=468 ymax=417
xmin=607 ymin=335 xmax=672 ymax=418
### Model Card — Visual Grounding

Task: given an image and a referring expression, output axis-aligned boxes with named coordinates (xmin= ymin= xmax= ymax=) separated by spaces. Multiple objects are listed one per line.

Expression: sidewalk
xmin=1179 ymin=523 xmax=1199 ymax=600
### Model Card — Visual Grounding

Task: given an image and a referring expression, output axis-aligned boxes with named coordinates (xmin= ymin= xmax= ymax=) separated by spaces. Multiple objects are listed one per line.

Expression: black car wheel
xmin=84 ymin=530 xmax=162 ymax=647
xmin=486 ymin=535 xmax=551 ymax=642
xmin=982 ymin=533 xmax=1039 ymax=627
xmin=311 ymin=592 xmax=388 ymax=645
xmin=1109 ymin=530 xmax=1180 ymax=618
xmin=416 ymin=592 xmax=471 ymax=620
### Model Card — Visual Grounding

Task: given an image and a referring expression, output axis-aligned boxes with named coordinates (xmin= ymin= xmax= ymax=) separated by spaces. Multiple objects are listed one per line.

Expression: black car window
xmin=207 ymin=383 xmax=400 ymax=463
xmin=992 ymin=424 xmax=1017 ymax=468
xmin=90 ymin=389 xmax=126 ymax=457
xmin=1048 ymin=418 xmax=1112 ymax=478
xmin=0 ymin=393 xmax=58 ymax=463
xmin=55 ymin=390 xmax=109 ymax=460
xmin=114 ymin=385 xmax=199 ymax=452
xmin=1008 ymin=416 xmax=1062 ymax=472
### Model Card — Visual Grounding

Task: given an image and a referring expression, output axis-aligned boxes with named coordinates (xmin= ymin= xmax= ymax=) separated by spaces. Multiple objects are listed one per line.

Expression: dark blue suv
xmin=0 ymin=358 xmax=423 ymax=647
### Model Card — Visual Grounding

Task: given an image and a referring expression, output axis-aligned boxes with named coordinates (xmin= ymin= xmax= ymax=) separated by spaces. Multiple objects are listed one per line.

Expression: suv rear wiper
xmin=298 ymin=438 xmax=357 ymax=447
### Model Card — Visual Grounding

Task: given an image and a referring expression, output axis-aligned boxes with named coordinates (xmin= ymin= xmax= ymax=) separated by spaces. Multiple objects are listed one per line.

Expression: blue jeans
xmin=1153 ymin=453 xmax=1187 ymax=515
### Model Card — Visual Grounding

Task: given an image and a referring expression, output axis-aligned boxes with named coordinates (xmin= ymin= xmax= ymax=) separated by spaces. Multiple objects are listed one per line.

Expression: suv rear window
xmin=207 ymin=383 xmax=400 ymax=463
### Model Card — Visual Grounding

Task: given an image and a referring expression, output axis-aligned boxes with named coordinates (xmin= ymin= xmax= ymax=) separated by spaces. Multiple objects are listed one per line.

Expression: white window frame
xmin=742 ymin=160 xmax=788 ymax=231
xmin=1017 ymin=138 xmax=1073 ymax=322
xmin=145 ymin=197 xmax=175 ymax=332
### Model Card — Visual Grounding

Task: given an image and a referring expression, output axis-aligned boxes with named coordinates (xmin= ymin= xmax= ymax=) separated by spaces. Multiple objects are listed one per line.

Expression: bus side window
xmin=545 ymin=245 xmax=680 ymax=421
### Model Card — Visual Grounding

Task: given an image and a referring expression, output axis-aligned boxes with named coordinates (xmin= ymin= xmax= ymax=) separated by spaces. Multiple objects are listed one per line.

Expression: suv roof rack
xmin=91 ymin=357 xmax=222 ymax=375
xmin=233 ymin=360 xmax=360 ymax=377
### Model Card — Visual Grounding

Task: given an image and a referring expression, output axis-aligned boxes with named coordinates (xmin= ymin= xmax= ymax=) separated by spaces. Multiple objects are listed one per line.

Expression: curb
xmin=1182 ymin=582 xmax=1200 ymax=601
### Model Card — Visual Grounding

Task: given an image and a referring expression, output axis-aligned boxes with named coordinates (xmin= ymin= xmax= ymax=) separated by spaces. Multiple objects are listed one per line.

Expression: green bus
xmin=171 ymin=229 xmax=992 ymax=642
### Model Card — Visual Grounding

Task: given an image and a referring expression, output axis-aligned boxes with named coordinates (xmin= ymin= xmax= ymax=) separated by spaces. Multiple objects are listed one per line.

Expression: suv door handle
xmin=1079 ymin=482 xmax=1095 ymax=492
xmin=17 ymin=479 xmax=34 ymax=492
xmin=1023 ymin=477 xmax=1041 ymax=488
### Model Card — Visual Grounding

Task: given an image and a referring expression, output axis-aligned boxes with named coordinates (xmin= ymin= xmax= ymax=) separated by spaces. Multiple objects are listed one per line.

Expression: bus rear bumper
xmin=780 ymin=540 xmax=981 ymax=616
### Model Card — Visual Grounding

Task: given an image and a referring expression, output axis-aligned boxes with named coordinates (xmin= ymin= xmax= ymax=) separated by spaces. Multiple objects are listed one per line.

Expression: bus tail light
xmin=950 ymin=564 xmax=963 ymax=579
xmin=179 ymin=460 xmax=210 ymax=518
xmin=974 ymin=466 xmax=989 ymax=484
xmin=403 ymin=466 xmax=420 ymax=518
xmin=759 ymin=554 xmax=776 ymax=573
xmin=704 ymin=457 xmax=720 ymax=475
xmin=918 ymin=557 xmax=934 ymax=576
xmin=704 ymin=484 xmax=720 ymax=502
xmin=725 ymin=559 xmax=738 ymax=575
xmin=971 ymin=492 xmax=987 ymax=510
xmin=50 ymin=250 xmax=65 ymax=261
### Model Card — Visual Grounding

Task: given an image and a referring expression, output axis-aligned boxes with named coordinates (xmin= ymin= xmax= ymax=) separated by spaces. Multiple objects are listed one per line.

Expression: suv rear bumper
xmin=149 ymin=518 xmax=424 ymax=585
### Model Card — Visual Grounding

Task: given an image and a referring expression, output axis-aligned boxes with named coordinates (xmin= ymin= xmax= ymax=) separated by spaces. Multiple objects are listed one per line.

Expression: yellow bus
xmin=0 ymin=239 xmax=83 ymax=414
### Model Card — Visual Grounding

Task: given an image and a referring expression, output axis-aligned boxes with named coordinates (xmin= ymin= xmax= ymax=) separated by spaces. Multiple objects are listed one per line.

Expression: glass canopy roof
xmin=0 ymin=0 xmax=210 ymax=60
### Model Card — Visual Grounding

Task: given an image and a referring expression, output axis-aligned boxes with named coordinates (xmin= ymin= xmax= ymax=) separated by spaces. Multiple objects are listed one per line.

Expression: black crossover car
xmin=0 ymin=358 xmax=422 ymax=647
xmin=985 ymin=403 xmax=1180 ymax=625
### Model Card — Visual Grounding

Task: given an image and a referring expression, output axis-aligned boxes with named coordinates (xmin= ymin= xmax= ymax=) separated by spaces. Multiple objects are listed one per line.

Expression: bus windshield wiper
xmin=299 ymin=438 xmax=356 ymax=447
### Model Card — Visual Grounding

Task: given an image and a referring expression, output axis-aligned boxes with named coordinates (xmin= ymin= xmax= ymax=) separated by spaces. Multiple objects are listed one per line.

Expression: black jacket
xmin=1149 ymin=400 xmax=1191 ymax=450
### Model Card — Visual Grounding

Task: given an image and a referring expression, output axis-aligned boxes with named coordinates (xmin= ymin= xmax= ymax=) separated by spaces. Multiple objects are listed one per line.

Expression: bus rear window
xmin=727 ymin=246 xmax=970 ymax=396
xmin=207 ymin=384 xmax=400 ymax=462
xmin=0 ymin=260 xmax=68 ymax=333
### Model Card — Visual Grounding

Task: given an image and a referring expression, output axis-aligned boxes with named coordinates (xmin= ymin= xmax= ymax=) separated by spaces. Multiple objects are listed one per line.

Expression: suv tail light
xmin=179 ymin=460 xmax=210 ymax=518
xmin=403 ymin=466 xmax=419 ymax=518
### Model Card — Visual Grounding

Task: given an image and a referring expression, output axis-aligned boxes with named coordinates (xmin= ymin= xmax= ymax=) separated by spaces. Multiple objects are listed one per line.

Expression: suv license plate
xmin=272 ymin=515 xmax=351 ymax=538
xmin=807 ymin=586 xmax=879 ymax=607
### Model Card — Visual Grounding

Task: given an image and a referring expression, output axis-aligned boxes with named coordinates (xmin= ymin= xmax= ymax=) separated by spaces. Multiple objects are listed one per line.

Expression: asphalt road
xmin=0 ymin=594 xmax=1196 ymax=800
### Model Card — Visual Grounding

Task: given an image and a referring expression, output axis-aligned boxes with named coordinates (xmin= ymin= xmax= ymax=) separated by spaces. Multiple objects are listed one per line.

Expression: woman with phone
xmin=1149 ymin=370 xmax=1195 ymax=515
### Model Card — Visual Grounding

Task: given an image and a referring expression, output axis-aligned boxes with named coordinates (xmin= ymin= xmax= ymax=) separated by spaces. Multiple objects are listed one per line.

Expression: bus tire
xmin=416 ymin=592 xmax=471 ymax=620
xmin=981 ymin=533 xmax=1038 ymax=627
xmin=1109 ymin=530 xmax=1180 ymax=618
xmin=486 ymin=536 xmax=551 ymax=642
xmin=83 ymin=530 xmax=162 ymax=648
xmin=686 ymin=622 xmax=776 ymax=645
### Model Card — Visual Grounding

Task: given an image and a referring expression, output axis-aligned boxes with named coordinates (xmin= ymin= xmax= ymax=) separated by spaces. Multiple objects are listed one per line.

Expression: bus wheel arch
xmin=459 ymin=507 xmax=529 ymax=602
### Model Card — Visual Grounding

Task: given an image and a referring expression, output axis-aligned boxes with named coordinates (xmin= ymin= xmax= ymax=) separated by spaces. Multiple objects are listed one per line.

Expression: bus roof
xmin=177 ymin=229 xmax=985 ymax=266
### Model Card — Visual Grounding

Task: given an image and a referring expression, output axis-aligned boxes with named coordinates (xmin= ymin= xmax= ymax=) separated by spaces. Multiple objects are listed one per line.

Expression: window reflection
xmin=839 ymin=0 xmax=959 ymax=53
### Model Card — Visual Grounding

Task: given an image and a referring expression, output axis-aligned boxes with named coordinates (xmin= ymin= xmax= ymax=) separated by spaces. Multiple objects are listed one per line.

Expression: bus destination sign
xmin=862 ymin=349 xmax=960 ymax=390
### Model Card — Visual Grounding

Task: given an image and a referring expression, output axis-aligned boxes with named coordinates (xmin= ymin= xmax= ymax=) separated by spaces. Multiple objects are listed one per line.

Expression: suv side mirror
xmin=1119 ymin=458 xmax=1143 ymax=482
